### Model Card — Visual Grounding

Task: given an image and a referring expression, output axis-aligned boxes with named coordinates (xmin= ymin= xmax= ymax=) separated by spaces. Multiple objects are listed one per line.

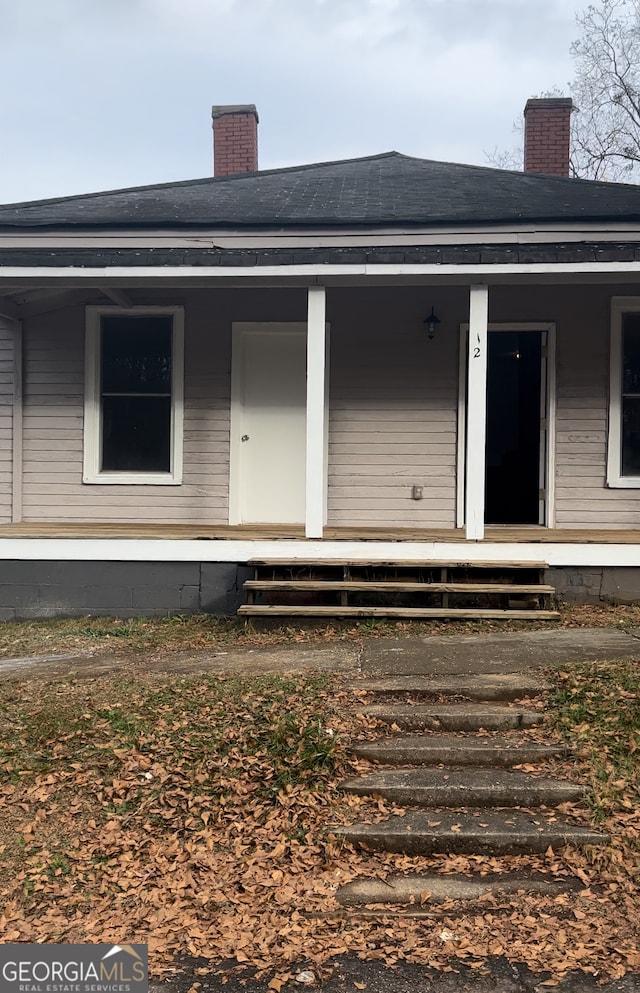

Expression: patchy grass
xmin=0 ymin=671 xmax=356 ymax=974
xmin=0 ymin=672 xmax=340 ymax=797
xmin=0 ymin=665 xmax=639 ymax=984
xmin=0 ymin=602 xmax=640 ymax=661
xmin=550 ymin=659 xmax=640 ymax=822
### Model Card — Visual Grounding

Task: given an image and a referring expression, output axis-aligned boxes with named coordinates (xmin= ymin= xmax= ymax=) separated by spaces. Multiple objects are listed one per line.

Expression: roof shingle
xmin=1 ymin=152 xmax=640 ymax=229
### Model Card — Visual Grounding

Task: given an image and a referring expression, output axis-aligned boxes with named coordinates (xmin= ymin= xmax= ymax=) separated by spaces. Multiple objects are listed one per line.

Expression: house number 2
xmin=473 ymin=347 xmax=481 ymax=358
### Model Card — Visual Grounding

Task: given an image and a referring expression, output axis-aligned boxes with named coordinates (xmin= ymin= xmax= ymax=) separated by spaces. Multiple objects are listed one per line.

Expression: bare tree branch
xmin=570 ymin=0 xmax=640 ymax=180
xmin=486 ymin=0 xmax=640 ymax=181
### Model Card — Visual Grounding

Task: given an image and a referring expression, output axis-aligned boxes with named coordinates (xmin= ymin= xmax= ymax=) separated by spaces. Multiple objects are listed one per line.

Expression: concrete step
xmin=336 ymin=872 xmax=581 ymax=907
xmin=349 ymin=673 xmax=551 ymax=701
xmin=364 ymin=702 xmax=544 ymax=732
xmin=352 ymin=734 xmax=568 ymax=767
xmin=333 ymin=809 xmax=609 ymax=856
xmin=340 ymin=768 xmax=586 ymax=807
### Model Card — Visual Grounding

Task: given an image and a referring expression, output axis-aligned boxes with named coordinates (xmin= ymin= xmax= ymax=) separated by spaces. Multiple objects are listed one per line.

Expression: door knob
xmin=241 ymin=435 xmax=249 ymax=442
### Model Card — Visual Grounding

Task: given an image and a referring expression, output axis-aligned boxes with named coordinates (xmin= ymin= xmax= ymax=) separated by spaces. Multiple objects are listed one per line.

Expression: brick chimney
xmin=523 ymin=97 xmax=573 ymax=177
xmin=211 ymin=104 xmax=258 ymax=176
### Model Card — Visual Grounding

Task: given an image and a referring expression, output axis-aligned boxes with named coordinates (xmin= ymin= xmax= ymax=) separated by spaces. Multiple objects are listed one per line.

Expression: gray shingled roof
xmin=1 ymin=152 xmax=640 ymax=229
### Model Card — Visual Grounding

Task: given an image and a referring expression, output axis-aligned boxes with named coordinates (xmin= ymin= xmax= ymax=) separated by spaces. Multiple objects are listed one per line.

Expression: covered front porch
xmin=1 ymin=259 xmax=640 ymax=556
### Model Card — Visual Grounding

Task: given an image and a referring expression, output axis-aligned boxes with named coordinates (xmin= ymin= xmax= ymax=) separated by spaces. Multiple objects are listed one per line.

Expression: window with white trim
xmin=608 ymin=298 xmax=640 ymax=487
xmin=84 ymin=307 xmax=184 ymax=485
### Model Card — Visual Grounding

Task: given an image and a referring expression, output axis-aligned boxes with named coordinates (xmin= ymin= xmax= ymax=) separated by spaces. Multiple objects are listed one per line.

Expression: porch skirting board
xmin=0 ymin=561 xmax=638 ymax=619
xmin=0 ymin=536 xmax=639 ymax=567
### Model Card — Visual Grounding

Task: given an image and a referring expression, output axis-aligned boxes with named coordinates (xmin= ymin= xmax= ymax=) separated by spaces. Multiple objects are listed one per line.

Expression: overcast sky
xmin=0 ymin=0 xmax=588 ymax=204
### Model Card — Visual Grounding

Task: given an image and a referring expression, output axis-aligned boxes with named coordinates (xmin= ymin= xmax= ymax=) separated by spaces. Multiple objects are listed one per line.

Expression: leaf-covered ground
xmin=0 ymin=602 xmax=639 ymax=661
xmin=0 ymin=663 xmax=638 ymax=986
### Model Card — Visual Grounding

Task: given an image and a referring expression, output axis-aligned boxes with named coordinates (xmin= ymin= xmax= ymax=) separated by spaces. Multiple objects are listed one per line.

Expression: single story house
xmin=0 ymin=97 xmax=640 ymax=618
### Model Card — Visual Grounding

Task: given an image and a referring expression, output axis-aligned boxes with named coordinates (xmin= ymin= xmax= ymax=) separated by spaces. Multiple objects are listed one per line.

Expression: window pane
xmin=622 ymin=396 xmax=640 ymax=476
xmin=101 ymin=316 xmax=172 ymax=394
xmin=622 ymin=314 xmax=640 ymax=394
xmin=102 ymin=396 xmax=171 ymax=472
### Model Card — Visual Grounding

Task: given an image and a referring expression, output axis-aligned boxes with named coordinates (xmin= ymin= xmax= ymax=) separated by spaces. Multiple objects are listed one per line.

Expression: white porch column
xmin=0 ymin=315 xmax=22 ymax=524
xmin=465 ymin=284 xmax=489 ymax=540
xmin=305 ymin=286 xmax=327 ymax=538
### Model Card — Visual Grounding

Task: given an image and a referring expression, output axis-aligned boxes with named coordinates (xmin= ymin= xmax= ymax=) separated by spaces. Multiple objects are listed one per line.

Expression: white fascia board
xmin=3 ymin=261 xmax=640 ymax=285
xmin=2 ymin=221 xmax=640 ymax=249
xmin=0 ymin=537 xmax=638 ymax=567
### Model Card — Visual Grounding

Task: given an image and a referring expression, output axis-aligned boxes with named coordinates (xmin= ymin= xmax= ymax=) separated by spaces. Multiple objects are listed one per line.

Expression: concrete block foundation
xmin=0 ymin=560 xmax=250 ymax=620
xmin=547 ymin=566 xmax=640 ymax=605
xmin=0 ymin=561 xmax=638 ymax=620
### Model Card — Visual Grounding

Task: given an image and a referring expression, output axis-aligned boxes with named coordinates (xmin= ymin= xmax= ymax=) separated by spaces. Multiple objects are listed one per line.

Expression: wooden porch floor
xmin=0 ymin=522 xmax=639 ymax=543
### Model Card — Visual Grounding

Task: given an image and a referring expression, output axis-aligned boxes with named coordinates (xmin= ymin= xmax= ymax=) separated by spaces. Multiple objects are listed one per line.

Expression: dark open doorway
xmin=485 ymin=331 xmax=543 ymax=525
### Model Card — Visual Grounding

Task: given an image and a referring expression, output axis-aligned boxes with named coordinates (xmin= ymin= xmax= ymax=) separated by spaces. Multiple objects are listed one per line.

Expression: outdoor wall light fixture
xmin=424 ymin=307 xmax=441 ymax=340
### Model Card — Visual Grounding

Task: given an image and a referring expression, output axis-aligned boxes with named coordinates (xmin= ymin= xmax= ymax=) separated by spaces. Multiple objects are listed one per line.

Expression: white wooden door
xmin=231 ymin=325 xmax=307 ymax=524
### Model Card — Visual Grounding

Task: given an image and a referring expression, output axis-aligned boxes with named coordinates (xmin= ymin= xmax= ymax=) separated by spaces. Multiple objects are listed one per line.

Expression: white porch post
xmin=0 ymin=315 xmax=22 ymax=524
xmin=305 ymin=286 xmax=327 ymax=538
xmin=465 ymin=284 xmax=489 ymax=540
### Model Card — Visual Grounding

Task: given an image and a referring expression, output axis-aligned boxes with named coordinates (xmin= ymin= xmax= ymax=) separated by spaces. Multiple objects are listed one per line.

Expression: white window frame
xmin=83 ymin=305 xmax=184 ymax=485
xmin=608 ymin=297 xmax=640 ymax=488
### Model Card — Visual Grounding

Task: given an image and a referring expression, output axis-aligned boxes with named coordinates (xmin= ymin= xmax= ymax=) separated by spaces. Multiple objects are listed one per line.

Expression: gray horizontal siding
xmin=21 ymin=299 xmax=231 ymax=523
xmin=327 ymin=288 xmax=461 ymax=528
xmin=554 ymin=291 xmax=639 ymax=527
xmin=16 ymin=282 xmax=640 ymax=532
xmin=0 ymin=319 xmax=14 ymax=523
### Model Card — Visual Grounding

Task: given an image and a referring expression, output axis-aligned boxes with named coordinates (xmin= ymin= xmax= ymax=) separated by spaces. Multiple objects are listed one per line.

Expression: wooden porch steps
xmin=244 ymin=581 xmax=556 ymax=594
xmin=238 ymin=605 xmax=559 ymax=619
xmin=238 ymin=560 xmax=559 ymax=620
